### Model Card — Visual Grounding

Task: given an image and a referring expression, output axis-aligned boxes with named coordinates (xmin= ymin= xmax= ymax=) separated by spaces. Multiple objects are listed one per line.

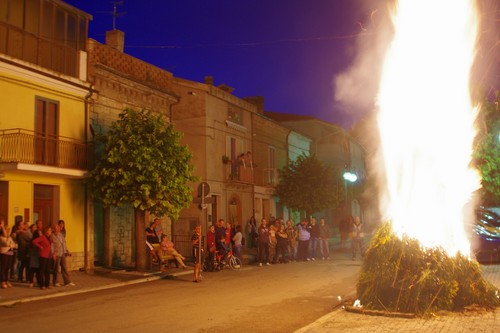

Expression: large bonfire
xmin=357 ymin=0 xmax=499 ymax=315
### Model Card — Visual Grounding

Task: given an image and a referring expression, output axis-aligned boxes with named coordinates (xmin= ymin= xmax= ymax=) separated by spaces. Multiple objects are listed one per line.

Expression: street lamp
xmin=343 ymin=172 xmax=358 ymax=183
xmin=343 ymin=171 xmax=358 ymax=219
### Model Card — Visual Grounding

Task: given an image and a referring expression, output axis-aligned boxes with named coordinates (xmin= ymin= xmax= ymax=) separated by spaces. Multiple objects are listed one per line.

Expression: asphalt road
xmin=0 ymin=256 xmax=361 ymax=333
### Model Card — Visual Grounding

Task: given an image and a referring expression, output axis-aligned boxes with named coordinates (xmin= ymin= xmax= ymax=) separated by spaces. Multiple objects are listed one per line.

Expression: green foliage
xmin=473 ymin=92 xmax=500 ymax=206
xmin=87 ymin=108 xmax=198 ymax=220
xmin=275 ymin=154 xmax=343 ymax=215
xmin=357 ymin=223 xmax=499 ymax=316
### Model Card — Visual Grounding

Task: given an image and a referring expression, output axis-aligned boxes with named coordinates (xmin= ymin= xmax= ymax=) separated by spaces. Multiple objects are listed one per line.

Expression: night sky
xmin=63 ymin=0 xmax=393 ymax=129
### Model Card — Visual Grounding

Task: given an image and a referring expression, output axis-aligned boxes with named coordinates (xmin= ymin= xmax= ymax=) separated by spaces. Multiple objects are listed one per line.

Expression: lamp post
xmin=343 ymin=171 xmax=358 ymax=219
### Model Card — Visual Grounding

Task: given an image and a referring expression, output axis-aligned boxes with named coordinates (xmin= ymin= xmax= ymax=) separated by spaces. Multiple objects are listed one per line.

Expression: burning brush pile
xmin=356 ymin=223 xmax=499 ymax=316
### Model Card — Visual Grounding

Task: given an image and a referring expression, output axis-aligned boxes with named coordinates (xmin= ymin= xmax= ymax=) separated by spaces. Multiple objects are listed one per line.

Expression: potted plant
xmin=222 ymin=155 xmax=231 ymax=164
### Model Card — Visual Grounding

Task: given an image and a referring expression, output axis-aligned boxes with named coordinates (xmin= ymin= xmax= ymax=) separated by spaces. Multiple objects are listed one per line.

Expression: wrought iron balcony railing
xmin=0 ymin=128 xmax=91 ymax=170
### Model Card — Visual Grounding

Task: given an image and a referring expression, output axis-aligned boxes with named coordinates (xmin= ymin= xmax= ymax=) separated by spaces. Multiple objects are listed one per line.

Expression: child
xmin=219 ymin=236 xmax=230 ymax=264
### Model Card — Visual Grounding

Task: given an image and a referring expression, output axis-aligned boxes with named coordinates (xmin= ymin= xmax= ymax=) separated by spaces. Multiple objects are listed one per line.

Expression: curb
xmin=0 ymin=270 xmax=192 ymax=307
xmin=294 ymin=307 xmax=346 ymax=333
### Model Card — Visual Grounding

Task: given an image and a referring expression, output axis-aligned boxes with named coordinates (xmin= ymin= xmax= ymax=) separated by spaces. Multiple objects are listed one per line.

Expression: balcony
xmin=225 ymin=164 xmax=254 ymax=184
xmin=0 ymin=129 xmax=91 ymax=171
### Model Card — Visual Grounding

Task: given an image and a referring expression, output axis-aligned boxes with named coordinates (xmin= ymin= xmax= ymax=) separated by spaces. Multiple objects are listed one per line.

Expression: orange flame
xmin=377 ymin=0 xmax=480 ymax=256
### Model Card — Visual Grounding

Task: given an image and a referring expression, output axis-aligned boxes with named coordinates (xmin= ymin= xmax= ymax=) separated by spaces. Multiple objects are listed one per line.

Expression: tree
xmin=473 ymin=92 xmax=500 ymax=206
xmin=87 ymin=108 xmax=198 ymax=271
xmin=275 ymin=154 xmax=343 ymax=216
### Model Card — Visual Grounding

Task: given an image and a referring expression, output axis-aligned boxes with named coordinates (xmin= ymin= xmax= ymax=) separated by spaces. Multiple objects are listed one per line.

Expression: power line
xmin=125 ymin=32 xmax=371 ymax=50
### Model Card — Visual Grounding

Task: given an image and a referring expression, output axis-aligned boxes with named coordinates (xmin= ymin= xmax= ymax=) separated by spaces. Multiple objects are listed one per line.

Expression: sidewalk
xmin=297 ymin=263 xmax=500 ymax=332
xmin=0 ymin=266 xmax=192 ymax=307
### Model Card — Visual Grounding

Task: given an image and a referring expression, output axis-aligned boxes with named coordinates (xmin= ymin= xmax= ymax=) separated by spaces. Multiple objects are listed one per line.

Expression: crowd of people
xmin=148 ymin=214 xmax=365 ymax=282
xmin=251 ymin=216 xmax=336 ymax=266
xmin=0 ymin=218 xmax=75 ymax=290
xmin=203 ymin=215 xmax=365 ymax=268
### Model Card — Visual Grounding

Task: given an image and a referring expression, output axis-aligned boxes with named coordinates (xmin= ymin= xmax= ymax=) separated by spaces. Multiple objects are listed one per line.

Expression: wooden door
xmin=35 ymin=98 xmax=58 ymax=166
xmin=33 ymin=184 xmax=54 ymax=227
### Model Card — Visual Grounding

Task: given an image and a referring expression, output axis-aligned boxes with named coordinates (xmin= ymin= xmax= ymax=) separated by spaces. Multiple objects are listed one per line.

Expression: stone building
xmin=85 ymin=30 xmax=179 ymax=267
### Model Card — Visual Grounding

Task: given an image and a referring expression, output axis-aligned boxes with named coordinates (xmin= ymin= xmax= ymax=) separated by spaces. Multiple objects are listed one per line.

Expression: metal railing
xmin=0 ymin=128 xmax=91 ymax=170
xmin=174 ymin=234 xmax=205 ymax=260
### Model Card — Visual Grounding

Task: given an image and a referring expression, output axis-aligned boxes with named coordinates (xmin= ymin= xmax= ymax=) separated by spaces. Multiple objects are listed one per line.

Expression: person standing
xmin=191 ymin=226 xmax=202 ymax=283
xmin=232 ymin=225 xmax=243 ymax=262
xmin=275 ymin=224 xmax=288 ymax=263
xmin=269 ymin=221 xmax=278 ymax=263
xmin=309 ymin=217 xmax=320 ymax=260
xmin=145 ymin=219 xmax=160 ymax=245
xmin=206 ymin=224 xmax=216 ymax=268
xmin=257 ymin=218 xmax=271 ymax=266
xmin=214 ymin=219 xmax=226 ymax=253
xmin=58 ymin=219 xmax=67 ymax=238
xmin=247 ymin=216 xmax=258 ymax=248
xmin=0 ymin=221 xmax=16 ymax=288
xmin=51 ymin=221 xmax=75 ymax=287
xmin=32 ymin=226 xmax=53 ymax=290
xmin=16 ymin=220 xmax=31 ymax=282
xmin=351 ymin=217 xmax=365 ymax=260
xmin=318 ymin=218 xmax=331 ymax=260
xmin=27 ymin=223 xmax=39 ymax=288
xmin=285 ymin=220 xmax=298 ymax=261
xmin=225 ymin=221 xmax=234 ymax=249
xmin=297 ymin=219 xmax=311 ymax=261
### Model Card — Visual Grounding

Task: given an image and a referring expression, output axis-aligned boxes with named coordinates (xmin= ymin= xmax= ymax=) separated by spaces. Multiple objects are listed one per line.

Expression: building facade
xmin=0 ymin=0 xmax=92 ymax=270
xmin=86 ymin=32 xmax=180 ymax=267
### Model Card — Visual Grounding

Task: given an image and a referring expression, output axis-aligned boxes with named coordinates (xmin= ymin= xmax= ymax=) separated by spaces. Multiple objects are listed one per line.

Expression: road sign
xmin=192 ymin=196 xmax=215 ymax=204
xmin=197 ymin=182 xmax=210 ymax=197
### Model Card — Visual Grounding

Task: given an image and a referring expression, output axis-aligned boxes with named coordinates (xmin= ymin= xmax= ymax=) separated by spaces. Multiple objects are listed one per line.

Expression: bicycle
xmin=203 ymin=249 xmax=242 ymax=271
xmin=226 ymin=249 xmax=242 ymax=270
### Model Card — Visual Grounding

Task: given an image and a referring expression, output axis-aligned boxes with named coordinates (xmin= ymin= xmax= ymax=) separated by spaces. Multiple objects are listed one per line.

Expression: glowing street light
xmin=343 ymin=171 xmax=358 ymax=220
xmin=343 ymin=172 xmax=358 ymax=183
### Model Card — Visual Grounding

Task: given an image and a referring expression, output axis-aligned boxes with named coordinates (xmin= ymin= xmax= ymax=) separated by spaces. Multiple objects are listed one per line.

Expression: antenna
xmin=111 ymin=0 xmax=126 ymax=30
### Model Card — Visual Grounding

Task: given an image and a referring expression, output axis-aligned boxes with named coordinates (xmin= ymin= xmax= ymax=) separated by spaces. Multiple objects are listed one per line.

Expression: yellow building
xmin=0 ymin=0 xmax=92 ymax=270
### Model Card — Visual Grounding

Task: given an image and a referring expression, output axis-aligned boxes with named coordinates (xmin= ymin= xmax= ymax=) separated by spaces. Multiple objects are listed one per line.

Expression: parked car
xmin=469 ymin=208 xmax=500 ymax=263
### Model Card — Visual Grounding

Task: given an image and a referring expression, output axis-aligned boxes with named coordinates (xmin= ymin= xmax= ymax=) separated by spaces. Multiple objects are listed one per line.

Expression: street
xmin=0 ymin=254 xmax=361 ymax=333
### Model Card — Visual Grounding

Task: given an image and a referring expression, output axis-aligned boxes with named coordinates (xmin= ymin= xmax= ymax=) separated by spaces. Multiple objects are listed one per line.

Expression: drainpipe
xmin=285 ymin=129 xmax=292 ymax=220
xmin=83 ymin=84 xmax=94 ymax=271
xmin=251 ymin=112 xmax=255 ymax=232
xmin=168 ymin=94 xmax=180 ymax=239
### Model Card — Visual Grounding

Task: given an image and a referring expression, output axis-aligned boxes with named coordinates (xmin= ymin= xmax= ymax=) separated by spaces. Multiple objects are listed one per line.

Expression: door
xmin=35 ymin=98 xmax=59 ymax=166
xmin=33 ymin=184 xmax=56 ymax=227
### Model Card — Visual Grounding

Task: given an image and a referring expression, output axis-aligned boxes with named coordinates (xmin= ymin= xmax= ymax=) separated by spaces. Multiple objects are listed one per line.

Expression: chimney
xmin=204 ymin=76 xmax=214 ymax=85
xmin=244 ymin=96 xmax=265 ymax=114
xmin=106 ymin=29 xmax=125 ymax=52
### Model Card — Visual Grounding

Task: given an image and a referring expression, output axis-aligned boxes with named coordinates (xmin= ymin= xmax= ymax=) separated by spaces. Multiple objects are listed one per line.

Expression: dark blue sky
xmin=65 ymin=0 xmax=386 ymax=128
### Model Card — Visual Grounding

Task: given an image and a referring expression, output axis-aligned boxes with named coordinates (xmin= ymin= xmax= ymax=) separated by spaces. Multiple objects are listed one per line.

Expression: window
xmin=268 ymin=146 xmax=276 ymax=169
xmin=25 ymin=0 xmax=40 ymax=34
xmin=228 ymin=107 xmax=243 ymax=125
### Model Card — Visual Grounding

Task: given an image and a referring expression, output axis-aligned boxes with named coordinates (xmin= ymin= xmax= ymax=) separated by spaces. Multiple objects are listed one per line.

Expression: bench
xmin=148 ymin=242 xmax=178 ymax=271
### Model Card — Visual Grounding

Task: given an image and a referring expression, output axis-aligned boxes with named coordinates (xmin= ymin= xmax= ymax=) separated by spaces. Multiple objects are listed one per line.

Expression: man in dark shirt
xmin=309 ymin=217 xmax=320 ymax=260
xmin=214 ymin=218 xmax=226 ymax=253
xmin=146 ymin=219 xmax=160 ymax=245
